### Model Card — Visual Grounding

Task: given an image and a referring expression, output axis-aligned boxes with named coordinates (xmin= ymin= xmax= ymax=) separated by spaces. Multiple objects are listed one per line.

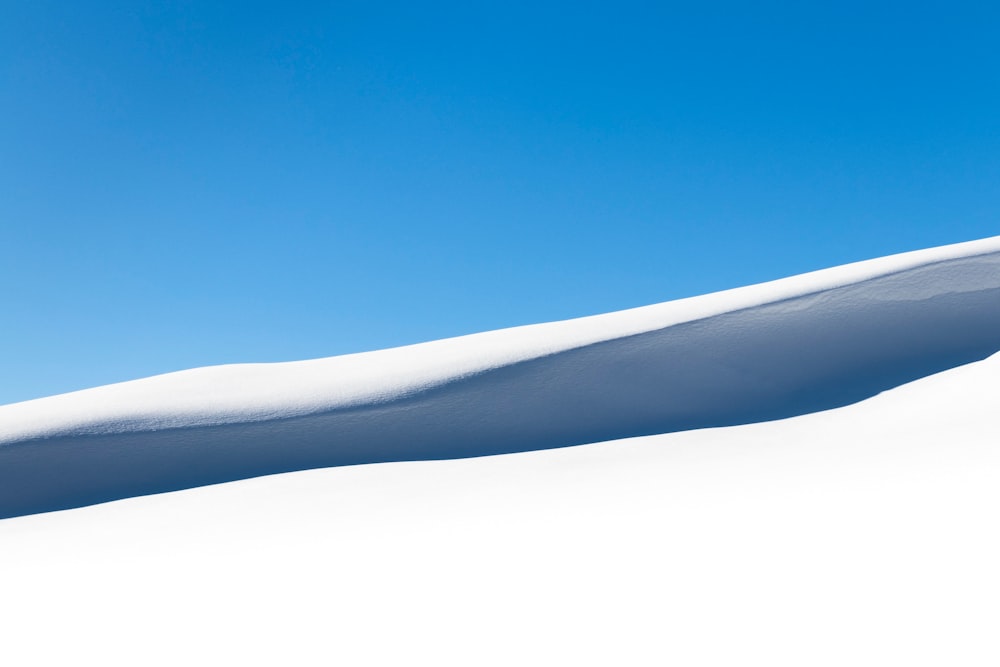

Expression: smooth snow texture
xmin=2 ymin=351 xmax=1000 ymax=666
xmin=2 ymin=235 xmax=1000 ymax=517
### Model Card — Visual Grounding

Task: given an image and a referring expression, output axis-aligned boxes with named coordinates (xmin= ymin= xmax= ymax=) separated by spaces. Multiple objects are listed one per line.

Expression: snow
xmin=2 ymin=235 xmax=1000 ymax=518
xmin=1 ymin=351 xmax=999 ymax=666
xmin=2 ymin=236 xmax=1000 ymax=664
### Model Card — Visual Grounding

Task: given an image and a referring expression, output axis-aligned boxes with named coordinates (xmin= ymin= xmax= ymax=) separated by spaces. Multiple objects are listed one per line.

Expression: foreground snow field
xmin=1 ymin=352 xmax=999 ymax=666
xmin=2 ymin=236 xmax=1000 ymax=517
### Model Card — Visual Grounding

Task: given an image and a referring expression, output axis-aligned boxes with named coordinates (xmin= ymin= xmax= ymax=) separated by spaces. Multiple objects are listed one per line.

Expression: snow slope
xmin=1 ymin=351 xmax=999 ymax=666
xmin=2 ymin=236 xmax=1000 ymax=518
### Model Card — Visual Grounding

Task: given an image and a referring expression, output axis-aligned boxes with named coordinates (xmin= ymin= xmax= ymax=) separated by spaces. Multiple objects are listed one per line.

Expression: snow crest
xmin=2 ymin=236 xmax=1000 ymax=518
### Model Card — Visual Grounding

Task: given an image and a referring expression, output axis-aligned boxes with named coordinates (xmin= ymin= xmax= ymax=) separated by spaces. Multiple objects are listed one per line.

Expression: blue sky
xmin=2 ymin=1 xmax=998 ymax=404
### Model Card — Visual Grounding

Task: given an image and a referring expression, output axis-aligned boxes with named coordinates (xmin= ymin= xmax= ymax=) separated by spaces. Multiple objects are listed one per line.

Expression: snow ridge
xmin=2 ymin=236 xmax=1000 ymax=518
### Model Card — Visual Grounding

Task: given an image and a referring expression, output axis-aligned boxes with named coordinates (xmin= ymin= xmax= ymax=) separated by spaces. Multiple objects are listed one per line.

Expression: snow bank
xmin=3 ymin=350 xmax=1000 ymax=666
xmin=2 ymin=236 xmax=1000 ymax=518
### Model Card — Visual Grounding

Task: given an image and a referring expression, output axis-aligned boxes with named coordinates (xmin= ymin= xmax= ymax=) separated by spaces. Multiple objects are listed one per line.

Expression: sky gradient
xmin=3 ymin=1 xmax=999 ymax=404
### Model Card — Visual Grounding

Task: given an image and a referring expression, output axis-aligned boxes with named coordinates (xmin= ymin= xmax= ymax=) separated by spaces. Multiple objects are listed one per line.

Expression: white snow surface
xmin=3 ymin=236 xmax=1000 ymax=665
xmin=1 ymin=350 xmax=999 ymax=666
xmin=2 ymin=235 xmax=1000 ymax=518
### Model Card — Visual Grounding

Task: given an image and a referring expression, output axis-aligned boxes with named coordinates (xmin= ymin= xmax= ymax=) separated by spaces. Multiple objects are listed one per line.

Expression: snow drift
xmin=2 ymin=236 xmax=1000 ymax=518
xmin=4 ymin=346 xmax=1000 ymax=666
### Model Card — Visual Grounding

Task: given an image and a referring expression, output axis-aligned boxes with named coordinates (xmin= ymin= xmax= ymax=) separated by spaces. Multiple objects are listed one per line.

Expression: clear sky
xmin=2 ymin=1 xmax=998 ymax=405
